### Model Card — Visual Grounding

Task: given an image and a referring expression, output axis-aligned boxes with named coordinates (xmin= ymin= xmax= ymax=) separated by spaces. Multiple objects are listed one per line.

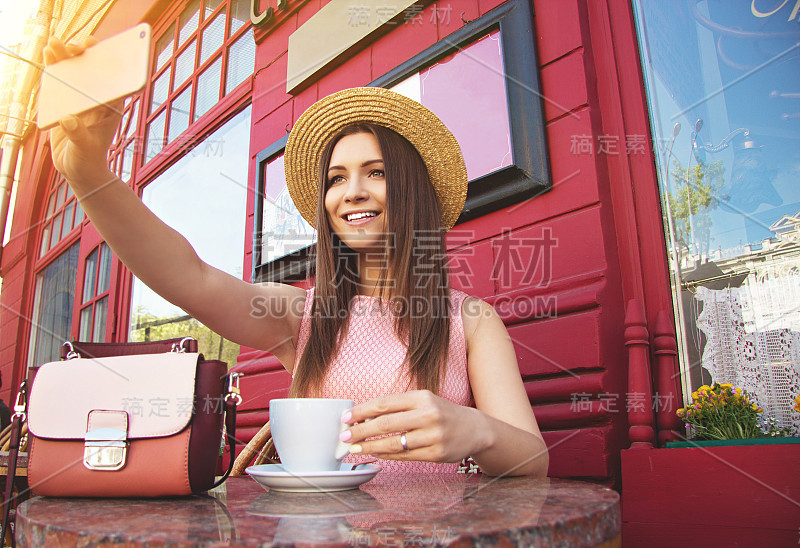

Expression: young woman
xmin=44 ymin=36 xmax=548 ymax=477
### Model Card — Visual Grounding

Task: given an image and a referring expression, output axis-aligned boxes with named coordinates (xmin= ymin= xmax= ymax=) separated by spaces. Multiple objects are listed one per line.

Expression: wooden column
xmin=653 ymin=310 xmax=684 ymax=445
xmin=625 ymin=299 xmax=655 ymax=448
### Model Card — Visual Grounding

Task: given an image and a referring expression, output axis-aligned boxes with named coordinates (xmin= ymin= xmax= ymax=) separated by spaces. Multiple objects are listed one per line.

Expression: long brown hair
xmin=290 ymin=123 xmax=451 ymax=397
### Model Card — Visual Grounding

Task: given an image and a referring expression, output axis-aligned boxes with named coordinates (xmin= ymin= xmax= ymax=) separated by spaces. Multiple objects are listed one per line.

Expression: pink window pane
xmin=394 ymin=31 xmax=511 ymax=181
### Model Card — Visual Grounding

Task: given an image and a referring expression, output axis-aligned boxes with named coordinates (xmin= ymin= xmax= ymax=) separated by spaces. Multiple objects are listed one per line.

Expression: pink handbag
xmin=22 ymin=338 xmax=241 ymax=498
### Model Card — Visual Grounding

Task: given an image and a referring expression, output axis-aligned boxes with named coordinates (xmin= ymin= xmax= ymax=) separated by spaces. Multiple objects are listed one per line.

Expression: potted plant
xmin=669 ymin=383 xmax=799 ymax=447
xmin=621 ymin=385 xmax=800 ymax=546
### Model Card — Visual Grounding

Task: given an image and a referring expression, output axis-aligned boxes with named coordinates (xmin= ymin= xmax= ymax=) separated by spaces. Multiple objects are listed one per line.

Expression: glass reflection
xmin=261 ymin=154 xmax=316 ymax=264
xmin=129 ymin=107 xmax=250 ymax=367
xmin=633 ymin=0 xmax=800 ymax=431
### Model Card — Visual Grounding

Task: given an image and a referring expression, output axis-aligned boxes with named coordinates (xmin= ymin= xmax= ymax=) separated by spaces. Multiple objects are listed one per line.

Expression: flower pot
xmin=621 ymin=441 xmax=800 ymax=547
xmin=664 ymin=436 xmax=800 ymax=448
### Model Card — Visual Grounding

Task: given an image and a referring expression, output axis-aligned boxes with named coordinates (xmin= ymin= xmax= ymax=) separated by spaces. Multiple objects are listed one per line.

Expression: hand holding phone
xmin=38 ymin=23 xmax=151 ymax=130
xmin=42 ymin=25 xmax=150 ymax=186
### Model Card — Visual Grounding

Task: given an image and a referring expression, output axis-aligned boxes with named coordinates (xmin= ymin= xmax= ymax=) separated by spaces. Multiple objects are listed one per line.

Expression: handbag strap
xmin=61 ymin=337 xmax=198 ymax=359
xmin=2 ymin=381 xmax=27 ymax=548
xmin=211 ymin=372 xmax=242 ymax=490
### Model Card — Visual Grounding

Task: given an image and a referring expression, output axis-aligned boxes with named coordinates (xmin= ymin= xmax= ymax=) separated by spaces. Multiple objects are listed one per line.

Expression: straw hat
xmin=284 ymin=87 xmax=468 ymax=230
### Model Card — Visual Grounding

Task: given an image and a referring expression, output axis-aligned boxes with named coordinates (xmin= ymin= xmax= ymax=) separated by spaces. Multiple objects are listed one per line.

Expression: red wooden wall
xmin=0 ymin=130 xmax=56 ymax=403
xmin=0 ymin=0 xmax=674 ymax=488
xmin=232 ymin=0 xmax=674 ymax=487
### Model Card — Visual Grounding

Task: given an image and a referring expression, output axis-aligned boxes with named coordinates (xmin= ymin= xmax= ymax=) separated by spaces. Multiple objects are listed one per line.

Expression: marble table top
xmin=16 ymin=473 xmax=620 ymax=547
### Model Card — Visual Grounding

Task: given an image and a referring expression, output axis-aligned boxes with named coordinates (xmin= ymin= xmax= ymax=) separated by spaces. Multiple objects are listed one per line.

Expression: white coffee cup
xmin=269 ymin=398 xmax=353 ymax=473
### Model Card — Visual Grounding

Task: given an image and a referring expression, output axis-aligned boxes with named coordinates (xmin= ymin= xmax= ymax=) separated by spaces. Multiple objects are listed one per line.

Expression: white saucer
xmin=245 ymin=463 xmax=381 ymax=493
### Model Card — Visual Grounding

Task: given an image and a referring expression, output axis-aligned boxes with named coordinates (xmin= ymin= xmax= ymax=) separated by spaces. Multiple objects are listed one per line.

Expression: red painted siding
xmin=237 ymin=0 xmax=672 ymax=487
xmin=0 ymin=129 xmax=56 ymax=402
xmin=371 ymin=7 xmax=439 ymax=80
xmin=252 ymin=52 xmax=291 ymax=123
xmin=436 ymin=0 xmax=480 ymax=40
xmin=0 ymin=0 xmax=674 ymax=490
xmin=540 ymin=50 xmax=589 ymax=121
xmin=622 ymin=445 xmax=800 ymax=546
xmin=317 ymin=46 xmax=372 ymax=98
xmin=533 ymin=0 xmax=583 ymax=65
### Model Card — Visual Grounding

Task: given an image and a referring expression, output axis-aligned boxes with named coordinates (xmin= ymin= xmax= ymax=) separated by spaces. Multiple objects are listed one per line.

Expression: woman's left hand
xmin=341 ymin=390 xmax=489 ymax=462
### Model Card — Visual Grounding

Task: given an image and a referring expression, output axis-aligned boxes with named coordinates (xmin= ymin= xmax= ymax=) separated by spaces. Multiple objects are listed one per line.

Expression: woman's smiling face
xmin=324 ymin=131 xmax=388 ymax=253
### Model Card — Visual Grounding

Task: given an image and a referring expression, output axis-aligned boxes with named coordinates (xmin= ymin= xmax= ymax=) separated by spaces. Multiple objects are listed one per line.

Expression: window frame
xmin=77 ymin=242 xmax=115 ymax=343
xmin=108 ymin=96 xmax=143 ymax=183
xmin=27 ymin=170 xmax=118 ymax=367
xmin=252 ymin=0 xmax=550 ymax=283
xmin=35 ymin=174 xmax=83 ymax=264
xmin=141 ymin=0 xmax=255 ymax=173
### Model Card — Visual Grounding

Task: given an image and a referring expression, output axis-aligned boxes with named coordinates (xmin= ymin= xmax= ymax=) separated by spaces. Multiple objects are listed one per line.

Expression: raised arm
xmin=44 ymin=36 xmax=305 ymax=367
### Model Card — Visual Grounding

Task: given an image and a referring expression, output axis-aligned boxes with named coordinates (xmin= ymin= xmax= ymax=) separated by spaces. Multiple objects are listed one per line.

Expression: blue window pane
xmin=632 ymin=0 xmax=800 ymax=431
xmin=31 ymin=243 xmax=80 ymax=366
xmin=194 ymin=56 xmax=222 ymax=121
xmin=226 ymin=29 xmax=255 ymax=94
xmin=200 ymin=9 xmax=226 ymax=64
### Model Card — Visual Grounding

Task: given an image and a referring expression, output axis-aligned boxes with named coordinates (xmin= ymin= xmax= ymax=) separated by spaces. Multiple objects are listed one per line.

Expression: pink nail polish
xmin=339 ymin=430 xmax=351 ymax=442
xmin=341 ymin=411 xmax=352 ymax=423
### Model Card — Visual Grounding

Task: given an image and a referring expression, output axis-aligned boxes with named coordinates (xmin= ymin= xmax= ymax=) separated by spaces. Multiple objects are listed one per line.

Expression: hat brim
xmin=284 ymin=87 xmax=468 ymax=231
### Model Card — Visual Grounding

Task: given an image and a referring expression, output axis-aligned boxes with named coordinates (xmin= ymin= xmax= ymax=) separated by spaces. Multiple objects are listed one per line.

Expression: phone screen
xmin=38 ymin=23 xmax=151 ymax=130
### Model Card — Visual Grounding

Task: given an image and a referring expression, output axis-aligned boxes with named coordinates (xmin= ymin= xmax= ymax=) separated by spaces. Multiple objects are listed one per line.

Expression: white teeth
xmin=346 ymin=212 xmax=378 ymax=221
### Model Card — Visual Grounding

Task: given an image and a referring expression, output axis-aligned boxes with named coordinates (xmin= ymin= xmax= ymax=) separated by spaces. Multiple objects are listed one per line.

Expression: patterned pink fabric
xmin=293 ymin=289 xmax=472 ymax=473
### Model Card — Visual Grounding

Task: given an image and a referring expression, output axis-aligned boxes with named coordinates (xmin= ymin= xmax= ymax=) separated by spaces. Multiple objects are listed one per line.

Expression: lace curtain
xmin=695 ymin=281 xmax=800 ymax=434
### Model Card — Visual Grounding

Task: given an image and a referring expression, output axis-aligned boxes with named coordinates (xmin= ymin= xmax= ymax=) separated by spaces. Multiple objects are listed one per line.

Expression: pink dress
xmin=293 ymin=289 xmax=472 ymax=472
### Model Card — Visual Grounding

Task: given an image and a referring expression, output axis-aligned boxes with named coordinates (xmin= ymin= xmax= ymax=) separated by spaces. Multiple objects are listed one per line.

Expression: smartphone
xmin=37 ymin=23 xmax=152 ymax=130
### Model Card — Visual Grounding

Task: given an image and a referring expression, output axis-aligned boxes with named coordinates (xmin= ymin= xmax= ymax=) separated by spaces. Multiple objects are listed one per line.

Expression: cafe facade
xmin=0 ymin=0 xmax=798 ymax=544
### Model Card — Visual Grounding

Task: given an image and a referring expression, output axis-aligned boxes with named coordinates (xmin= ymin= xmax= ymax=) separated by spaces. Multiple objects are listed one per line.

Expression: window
xmin=145 ymin=0 xmax=255 ymax=162
xmin=128 ymin=106 xmax=251 ymax=367
xmin=28 ymin=169 xmax=86 ymax=367
xmin=79 ymin=243 xmax=114 ymax=342
xmin=38 ymin=176 xmax=83 ymax=258
xmin=109 ymin=97 xmax=142 ymax=182
xmin=253 ymin=0 xmax=549 ymax=282
xmin=388 ymin=31 xmax=512 ymax=182
xmin=28 ymin=243 xmax=80 ymax=366
xmin=123 ymin=0 xmax=255 ymax=366
xmin=633 ymin=1 xmax=800 ymax=431
xmin=258 ymin=153 xmax=317 ymax=267
xmin=28 ymin=168 xmax=118 ymax=366
xmin=25 ymin=2 xmax=256 ymax=370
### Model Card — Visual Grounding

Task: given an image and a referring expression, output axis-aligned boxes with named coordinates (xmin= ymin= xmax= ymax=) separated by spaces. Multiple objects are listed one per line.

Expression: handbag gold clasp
xmin=224 ymin=372 xmax=243 ymax=405
xmin=84 ymin=427 xmax=128 ymax=471
xmin=13 ymin=382 xmax=27 ymax=422
xmin=171 ymin=337 xmax=195 ymax=353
